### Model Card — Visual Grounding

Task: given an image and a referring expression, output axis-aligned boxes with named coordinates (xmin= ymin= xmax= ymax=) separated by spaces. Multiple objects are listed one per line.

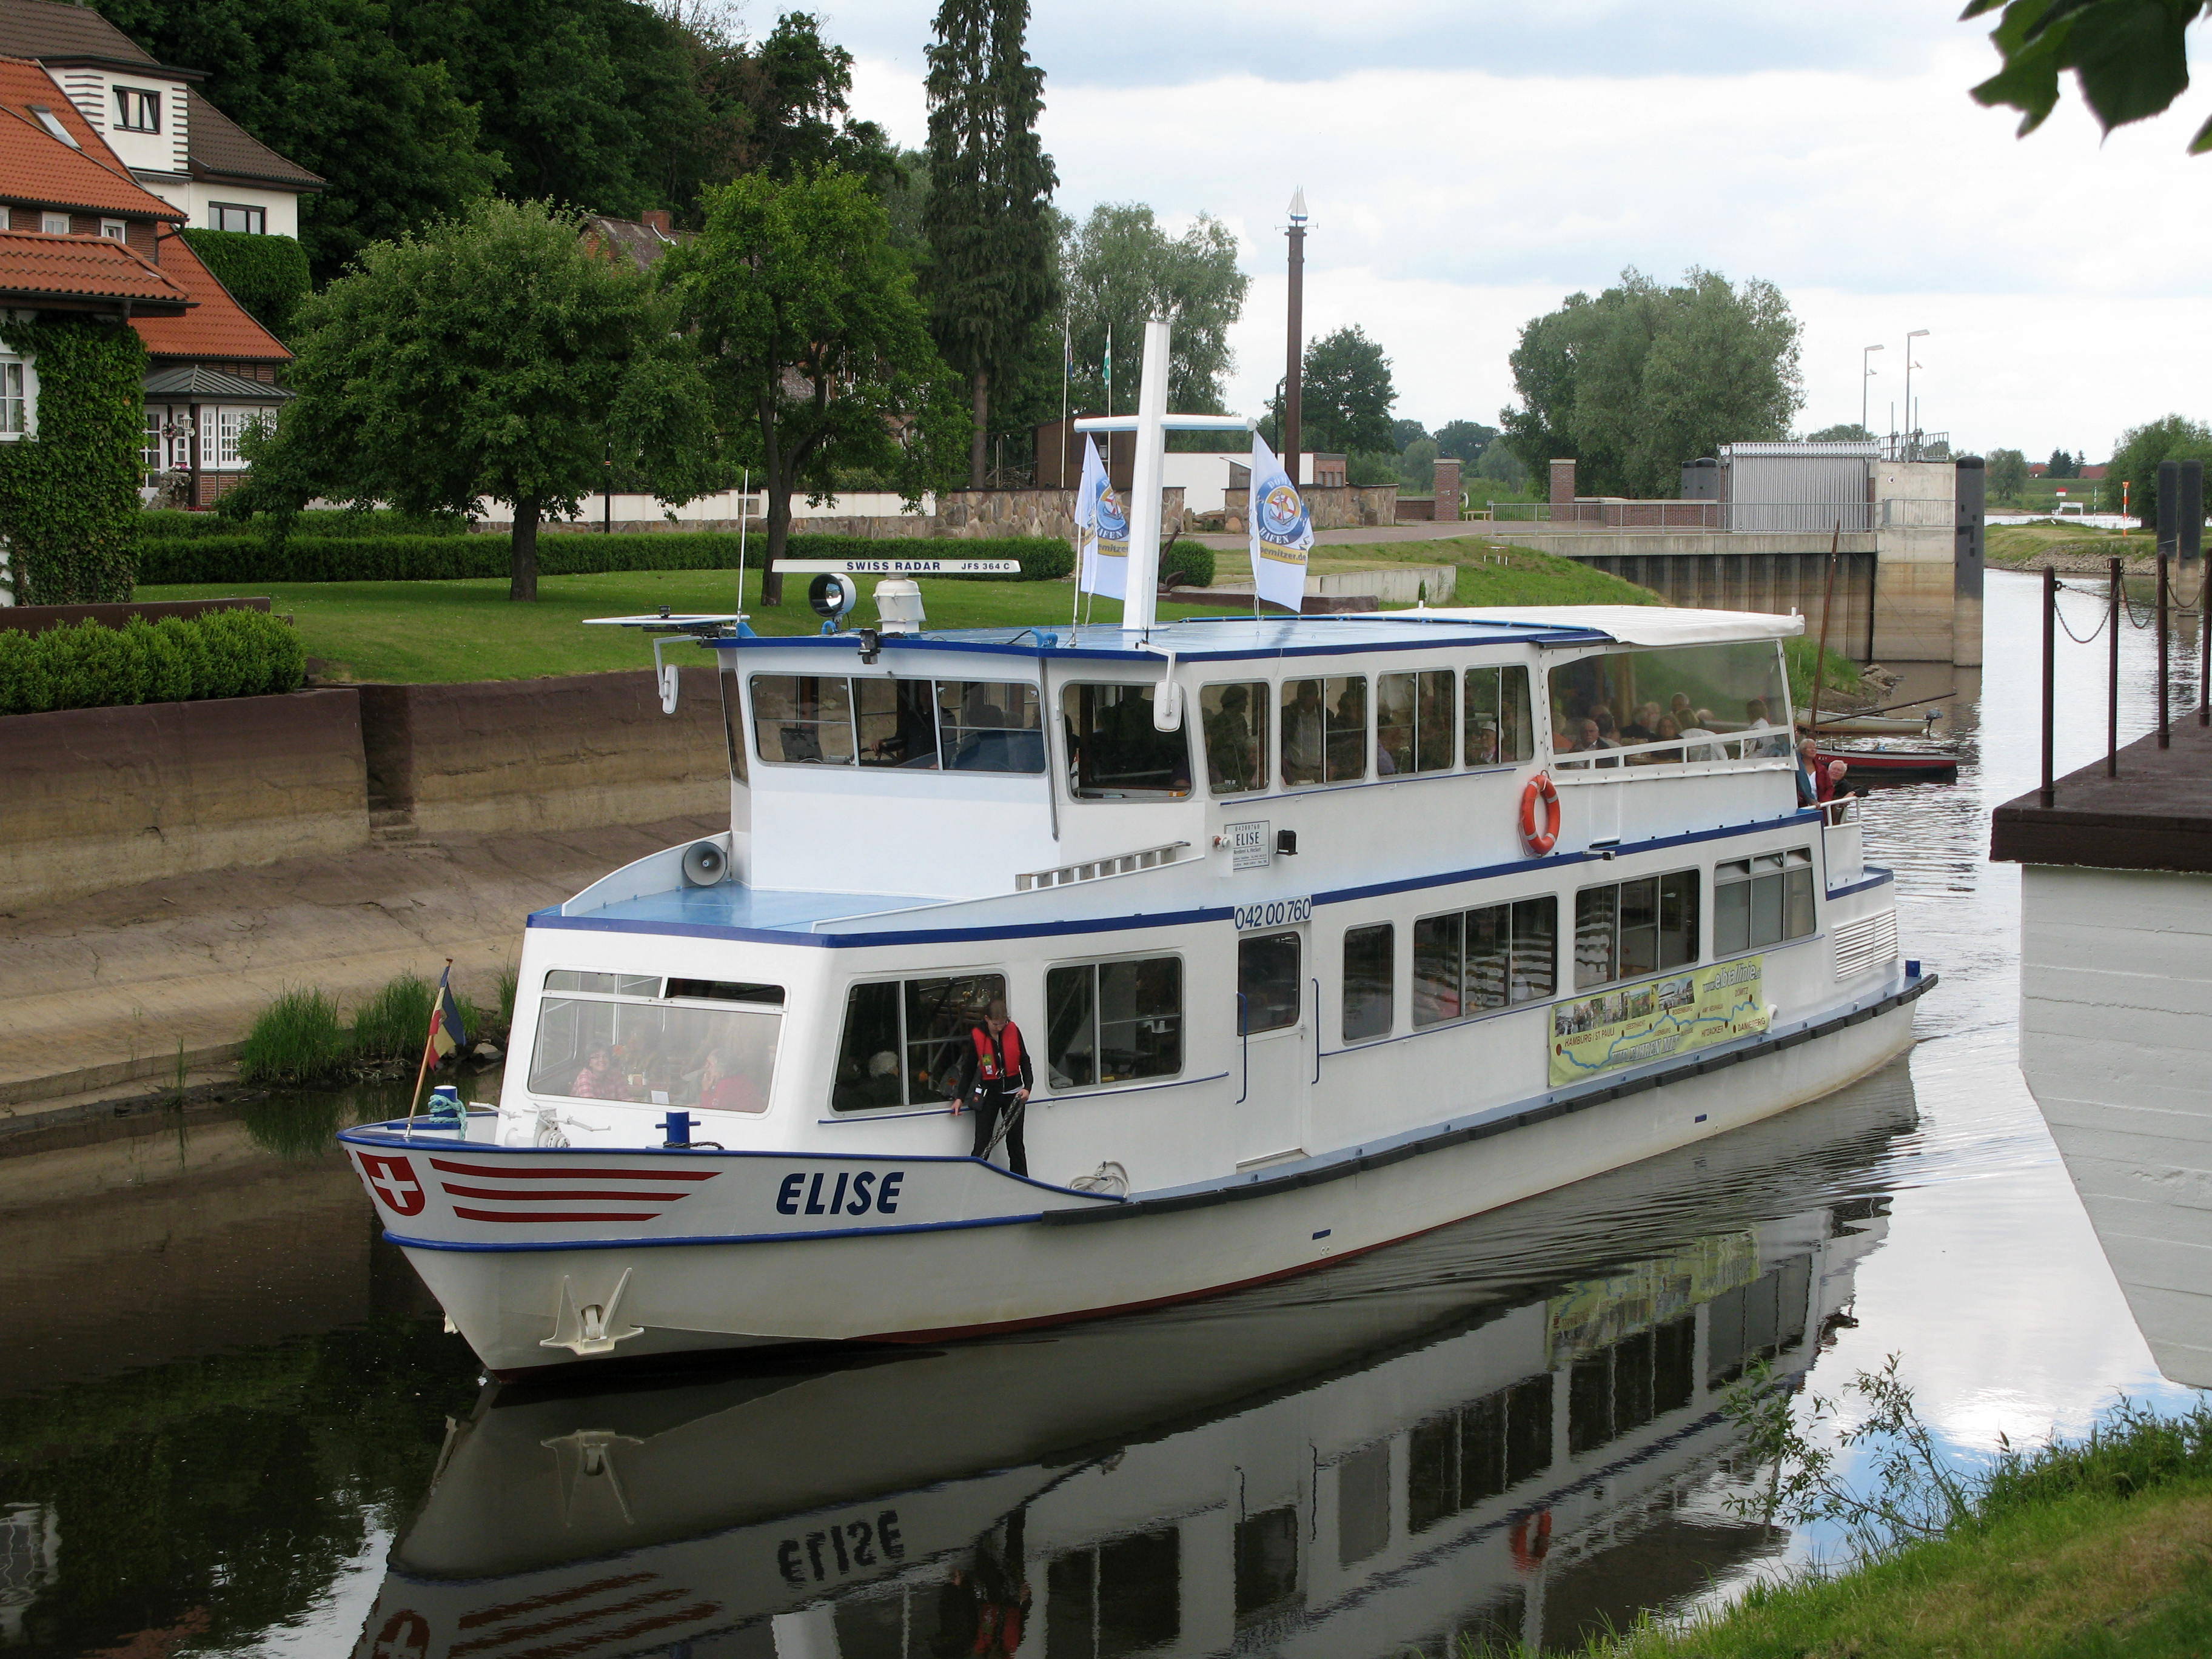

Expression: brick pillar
xmin=1431 ymin=457 xmax=1461 ymax=521
xmin=1549 ymin=458 xmax=1575 ymax=506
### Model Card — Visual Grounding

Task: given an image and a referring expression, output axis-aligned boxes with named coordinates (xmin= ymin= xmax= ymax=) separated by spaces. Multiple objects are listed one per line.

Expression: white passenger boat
xmin=337 ymin=589 xmax=1929 ymax=1379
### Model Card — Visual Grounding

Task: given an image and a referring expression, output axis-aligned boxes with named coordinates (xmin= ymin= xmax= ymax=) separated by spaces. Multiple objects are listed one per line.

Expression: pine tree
xmin=923 ymin=0 xmax=1059 ymax=490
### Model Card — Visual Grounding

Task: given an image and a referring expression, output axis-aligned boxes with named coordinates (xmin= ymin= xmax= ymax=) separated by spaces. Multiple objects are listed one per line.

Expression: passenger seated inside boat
xmin=1550 ymin=642 xmax=1791 ymax=769
xmin=1202 ymin=683 xmax=1264 ymax=794
xmin=1063 ymin=683 xmax=1191 ymax=799
xmin=529 ymin=971 xmax=783 ymax=1113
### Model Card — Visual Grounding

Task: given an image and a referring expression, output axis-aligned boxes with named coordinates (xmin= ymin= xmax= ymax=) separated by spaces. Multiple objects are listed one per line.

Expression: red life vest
xmin=970 ymin=1022 xmax=1023 ymax=1084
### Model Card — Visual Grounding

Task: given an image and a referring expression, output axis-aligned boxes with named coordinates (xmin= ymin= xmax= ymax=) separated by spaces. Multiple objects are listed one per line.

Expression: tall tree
xmin=1433 ymin=420 xmax=1499 ymax=463
xmin=1965 ymin=0 xmax=2211 ymax=155
xmin=1502 ymin=269 xmax=1801 ymax=498
xmin=1279 ymin=326 xmax=1398 ymax=458
xmin=923 ymin=0 xmax=1059 ymax=489
xmin=662 ymin=169 xmax=967 ymax=605
xmin=1062 ymin=205 xmax=1247 ymax=415
xmin=235 ymin=199 xmax=717 ymax=598
xmin=2048 ymin=447 xmax=2081 ymax=478
xmin=2106 ymin=415 xmax=2212 ymax=527
xmin=1806 ymin=423 xmax=1875 ymax=441
xmin=1986 ymin=447 xmax=2030 ymax=504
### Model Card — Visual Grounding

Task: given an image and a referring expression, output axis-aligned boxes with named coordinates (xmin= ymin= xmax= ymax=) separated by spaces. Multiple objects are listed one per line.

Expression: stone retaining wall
xmin=0 ymin=688 xmax=370 ymax=909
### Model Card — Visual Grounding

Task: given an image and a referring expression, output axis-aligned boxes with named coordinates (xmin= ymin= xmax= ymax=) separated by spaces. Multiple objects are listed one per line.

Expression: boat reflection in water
xmin=357 ymin=1061 xmax=1918 ymax=1659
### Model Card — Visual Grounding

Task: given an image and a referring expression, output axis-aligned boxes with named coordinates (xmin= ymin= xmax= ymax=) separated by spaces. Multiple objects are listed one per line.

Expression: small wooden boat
xmin=1800 ymin=707 xmax=1943 ymax=737
xmin=1818 ymin=742 xmax=1959 ymax=782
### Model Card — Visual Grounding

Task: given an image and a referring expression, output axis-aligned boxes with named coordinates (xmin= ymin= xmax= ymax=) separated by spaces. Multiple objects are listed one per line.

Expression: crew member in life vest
xmin=948 ymin=998 xmax=1033 ymax=1176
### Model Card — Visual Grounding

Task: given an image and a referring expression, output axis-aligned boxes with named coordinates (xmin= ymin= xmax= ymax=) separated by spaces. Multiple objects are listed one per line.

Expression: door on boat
xmin=1236 ymin=928 xmax=1311 ymax=1168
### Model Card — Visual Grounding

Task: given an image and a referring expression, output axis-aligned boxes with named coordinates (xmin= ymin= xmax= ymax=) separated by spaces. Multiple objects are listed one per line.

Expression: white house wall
xmin=144 ymin=179 xmax=300 ymax=239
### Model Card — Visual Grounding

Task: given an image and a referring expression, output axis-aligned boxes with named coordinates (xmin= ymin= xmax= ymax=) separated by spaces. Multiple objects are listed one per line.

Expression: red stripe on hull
xmin=452 ymin=1207 xmax=660 ymax=1222
xmin=428 ymin=1158 xmax=719 ymax=1181
xmin=440 ymin=1183 xmax=692 ymax=1202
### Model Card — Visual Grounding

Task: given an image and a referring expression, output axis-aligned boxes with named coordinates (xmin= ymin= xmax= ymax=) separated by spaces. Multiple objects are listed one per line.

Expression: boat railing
xmin=1553 ymin=723 xmax=1794 ymax=771
xmin=1822 ymin=795 xmax=1865 ymax=888
xmin=1017 ymin=840 xmax=1189 ymax=893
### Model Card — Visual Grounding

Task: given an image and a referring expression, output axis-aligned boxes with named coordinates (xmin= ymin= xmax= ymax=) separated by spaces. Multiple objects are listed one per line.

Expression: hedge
xmin=0 ymin=318 xmax=146 ymax=603
xmin=179 ymin=229 xmax=311 ymax=341
xmin=142 ymin=508 xmax=469 ymax=540
xmin=0 ymin=609 xmax=305 ymax=716
xmin=139 ymin=532 xmax=1076 ymax=586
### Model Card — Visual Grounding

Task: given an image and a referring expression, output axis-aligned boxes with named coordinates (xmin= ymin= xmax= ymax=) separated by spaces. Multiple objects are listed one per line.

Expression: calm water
xmin=0 ymin=569 xmax=2200 ymax=1658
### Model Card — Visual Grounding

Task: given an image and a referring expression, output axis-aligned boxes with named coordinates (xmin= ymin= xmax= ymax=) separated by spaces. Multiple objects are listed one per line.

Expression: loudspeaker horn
xmin=681 ymin=839 xmax=729 ymax=886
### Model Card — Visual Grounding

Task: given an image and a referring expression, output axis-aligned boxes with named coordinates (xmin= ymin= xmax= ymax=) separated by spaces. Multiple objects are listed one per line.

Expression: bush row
xmin=138 ymin=531 xmax=1078 ymax=585
xmin=0 ymin=609 xmax=306 ymax=716
xmin=139 ymin=508 xmax=469 ymax=540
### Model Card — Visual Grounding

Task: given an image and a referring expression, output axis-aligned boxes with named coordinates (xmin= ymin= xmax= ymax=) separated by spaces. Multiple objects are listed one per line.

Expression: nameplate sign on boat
xmin=779 ymin=558 xmax=1022 ymax=576
xmin=1547 ymin=957 xmax=1771 ymax=1087
xmin=1225 ymin=820 xmax=1272 ymax=871
xmin=1233 ymin=895 xmax=1312 ymax=931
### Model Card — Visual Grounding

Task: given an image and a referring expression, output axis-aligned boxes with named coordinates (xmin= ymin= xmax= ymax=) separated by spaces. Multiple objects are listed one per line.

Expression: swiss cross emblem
xmin=369 ymin=1609 xmax=430 ymax=1659
xmin=358 ymin=1153 xmax=426 ymax=1216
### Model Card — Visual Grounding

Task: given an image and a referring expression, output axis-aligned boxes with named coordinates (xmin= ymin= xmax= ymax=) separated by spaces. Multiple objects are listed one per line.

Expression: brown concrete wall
xmin=365 ymin=665 xmax=731 ymax=837
xmin=0 ymin=689 xmax=370 ymax=910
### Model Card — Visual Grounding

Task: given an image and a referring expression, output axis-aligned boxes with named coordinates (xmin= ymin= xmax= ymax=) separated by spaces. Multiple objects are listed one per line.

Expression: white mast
xmin=1074 ymin=314 xmax=1252 ymax=636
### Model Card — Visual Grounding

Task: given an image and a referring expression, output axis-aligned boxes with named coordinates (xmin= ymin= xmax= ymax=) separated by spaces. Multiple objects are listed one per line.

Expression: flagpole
xmin=406 ymin=957 xmax=454 ymax=1122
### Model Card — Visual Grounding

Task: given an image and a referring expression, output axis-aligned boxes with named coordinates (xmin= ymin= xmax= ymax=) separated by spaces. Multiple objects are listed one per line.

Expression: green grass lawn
xmin=141 ymin=543 xmax=1664 ymax=683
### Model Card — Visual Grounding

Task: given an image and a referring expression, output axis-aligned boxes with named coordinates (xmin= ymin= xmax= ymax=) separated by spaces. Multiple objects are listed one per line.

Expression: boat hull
xmin=382 ymin=990 xmax=1923 ymax=1378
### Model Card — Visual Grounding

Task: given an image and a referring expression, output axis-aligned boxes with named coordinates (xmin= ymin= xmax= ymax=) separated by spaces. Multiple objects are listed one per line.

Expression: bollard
xmin=2110 ymin=555 xmax=2122 ymax=774
xmin=2159 ymin=552 xmax=2172 ymax=750
xmin=2040 ymin=566 xmax=2056 ymax=806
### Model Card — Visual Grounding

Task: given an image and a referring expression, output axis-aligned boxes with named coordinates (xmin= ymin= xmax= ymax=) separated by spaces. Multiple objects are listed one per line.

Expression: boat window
xmin=1714 ymin=848 xmax=1814 ymax=954
xmin=855 ymin=675 xmax=940 ymax=768
xmin=1200 ymin=680 xmax=1269 ymax=796
xmin=1464 ymin=665 xmax=1535 ymax=766
xmin=1408 ymin=1373 xmax=1553 ymax=1534
xmin=1280 ymin=675 xmax=1366 ymax=787
xmin=528 ymin=975 xmax=782 ymax=1112
xmin=1238 ymin=931 xmax=1301 ymax=1034
xmin=1412 ymin=895 xmax=1557 ymax=1027
xmin=1574 ymin=870 xmax=1699 ymax=989
xmin=1062 ymin=683 xmax=1191 ymax=799
xmin=937 ymin=680 xmax=1045 ymax=772
xmin=1548 ymin=643 xmax=1790 ymax=769
xmin=752 ymin=674 xmax=858 ymax=765
xmin=1342 ymin=922 xmax=1394 ymax=1041
xmin=831 ymin=972 xmax=1005 ymax=1110
xmin=1378 ymin=669 xmax=1455 ymax=776
xmin=1044 ymin=955 xmax=1182 ymax=1089
xmin=1046 ymin=1529 xmax=1181 ymax=1659
xmin=719 ymin=666 xmax=748 ymax=783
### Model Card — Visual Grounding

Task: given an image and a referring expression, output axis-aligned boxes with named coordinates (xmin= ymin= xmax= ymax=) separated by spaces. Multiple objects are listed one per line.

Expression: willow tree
xmin=922 ymin=0 xmax=1059 ymax=489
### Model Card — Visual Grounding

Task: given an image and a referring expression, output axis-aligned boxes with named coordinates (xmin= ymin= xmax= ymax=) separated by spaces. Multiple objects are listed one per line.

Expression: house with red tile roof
xmin=0 ymin=51 xmax=290 ymax=506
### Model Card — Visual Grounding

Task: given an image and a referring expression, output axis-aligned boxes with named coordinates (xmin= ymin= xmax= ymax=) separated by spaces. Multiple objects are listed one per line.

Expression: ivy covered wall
xmin=181 ymin=229 xmax=311 ymax=341
xmin=0 ymin=318 xmax=147 ymax=604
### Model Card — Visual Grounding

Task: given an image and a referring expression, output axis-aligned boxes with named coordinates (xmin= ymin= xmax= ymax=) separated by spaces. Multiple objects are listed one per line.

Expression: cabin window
xmin=1412 ymin=896 xmax=1557 ymax=1027
xmin=1044 ymin=955 xmax=1182 ymax=1089
xmin=1408 ymin=1375 xmax=1553 ymax=1534
xmin=1280 ymin=675 xmax=1366 ymax=786
xmin=528 ymin=970 xmax=783 ymax=1112
xmin=1378 ymin=669 xmax=1454 ymax=776
xmin=1573 ymin=870 xmax=1700 ymax=990
xmin=1714 ymin=848 xmax=1815 ymax=954
xmin=1200 ymin=680 xmax=1269 ymax=796
xmin=1464 ymin=665 xmax=1535 ymax=765
xmin=831 ymin=973 xmax=1004 ymax=1111
xmin=718 ymin=668 xmax=747 ymax=782
xmin=1238 ymin=931 xmax=1302 ymax=1034
xmin=751 ymin=674 xmax=1044 ymax=773
xmin=1062 ymin=683 xmax=1191 ymax=799
xmin=1233 ymin=1507 xmax=1299 ymax=1629
xmin=1341 ymin=923 xmax=1393 ymax=1041
xmin=1548 ymin=642 xmax=1791 ymax=768
xmin=1046 ymin=1529 xmax=1181 ymax=1659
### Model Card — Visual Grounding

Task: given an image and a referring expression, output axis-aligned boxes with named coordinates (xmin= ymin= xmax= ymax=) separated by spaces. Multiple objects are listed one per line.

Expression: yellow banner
xmin=1547 ymin=957 xmax=1769 ymax=1087
xmin=1546 ymin=1230 xmax=1761 ymax=1366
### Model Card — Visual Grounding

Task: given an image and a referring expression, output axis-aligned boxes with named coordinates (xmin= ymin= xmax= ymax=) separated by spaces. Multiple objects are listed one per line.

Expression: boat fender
xmin=1510 ymin=1508 xmax=1553 ymax=1571
xmin=1520 ymin=773 xmax=1562 ymax=854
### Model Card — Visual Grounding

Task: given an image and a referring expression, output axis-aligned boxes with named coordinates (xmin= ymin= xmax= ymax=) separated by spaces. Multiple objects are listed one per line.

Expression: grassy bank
xmin=1988 ymin=520 xmax=2153 ymax=571
xmin=1577 ymin=1398 xmax=2212 ymax=1659
xmin=140 ymin=543 xmax=1665 ymax=683
xmin=1202 ymin=537 xmax=1667 ymax=609
xmin=238 ymin=969 xmax=517 ymax=1085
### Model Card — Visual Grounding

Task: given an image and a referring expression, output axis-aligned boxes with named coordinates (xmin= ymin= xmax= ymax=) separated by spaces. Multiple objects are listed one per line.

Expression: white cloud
xmin=844 ymin=9 xmax=2212 ymax=461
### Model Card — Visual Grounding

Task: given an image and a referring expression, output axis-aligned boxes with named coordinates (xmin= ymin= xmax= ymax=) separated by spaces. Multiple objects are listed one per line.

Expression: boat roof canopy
xmin=700 ymin=606 xmax=1801 ymax=663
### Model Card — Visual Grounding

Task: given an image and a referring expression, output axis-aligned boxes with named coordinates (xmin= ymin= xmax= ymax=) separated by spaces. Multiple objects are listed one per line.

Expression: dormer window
xmin=28 ymin=106 xmax=77 ymax=148
xmin=99 ymin=220 xmax=125 ymax=241
xmin=39 ymin=212 xmax=67 ymax=236
xmin=113 ymin=88 xmax=161 ymax=132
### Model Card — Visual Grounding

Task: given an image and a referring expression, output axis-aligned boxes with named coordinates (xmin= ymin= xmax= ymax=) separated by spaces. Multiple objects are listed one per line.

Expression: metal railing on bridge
xmin=1476 ymin=500 xmax=1876 ymax=534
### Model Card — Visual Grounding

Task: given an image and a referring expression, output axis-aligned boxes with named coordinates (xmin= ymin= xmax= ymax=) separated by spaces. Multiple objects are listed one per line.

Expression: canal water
xmin=0 ymin=569 xmax=2200 ymax=1658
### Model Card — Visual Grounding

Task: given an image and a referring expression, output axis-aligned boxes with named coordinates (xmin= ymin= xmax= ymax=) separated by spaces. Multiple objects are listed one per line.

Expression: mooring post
xmin=2040 ymin=565 xmax=2056 ymax=807
xmin=2109 ymin=555 xmax=2122 ymax=776
xmin=2158 ymin=552 xmax=2172 ymax=750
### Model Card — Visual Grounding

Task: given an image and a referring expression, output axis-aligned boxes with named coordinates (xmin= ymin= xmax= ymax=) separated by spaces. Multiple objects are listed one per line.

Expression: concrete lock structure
xmin=1523 ymin=446 xmax=1984 ymax=668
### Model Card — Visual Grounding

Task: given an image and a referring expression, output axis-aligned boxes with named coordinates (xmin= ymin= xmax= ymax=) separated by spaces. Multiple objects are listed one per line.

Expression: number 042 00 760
xmin=1233 ymin=896 xmax=1312 ymax=931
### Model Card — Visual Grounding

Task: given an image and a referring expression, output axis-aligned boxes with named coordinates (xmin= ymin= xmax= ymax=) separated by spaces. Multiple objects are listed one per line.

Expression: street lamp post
xmin=1862 ymin=343 xmax=1883 ymax=435
xmin=1903 ymin=329 xmax=1929 ymax=457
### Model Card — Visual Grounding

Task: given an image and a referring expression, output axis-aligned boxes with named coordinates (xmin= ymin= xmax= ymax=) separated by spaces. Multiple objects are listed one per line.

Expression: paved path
xmin=0 ymin=813 xmax=723 ymax=1119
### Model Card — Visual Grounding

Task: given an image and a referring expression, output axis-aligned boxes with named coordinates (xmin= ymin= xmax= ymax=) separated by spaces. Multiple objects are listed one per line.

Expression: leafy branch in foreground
xmin=1963 ymin=0 xmax=2212 ymax=156
xmin=1722 ymin=1352 xmax=1981 ymax=1555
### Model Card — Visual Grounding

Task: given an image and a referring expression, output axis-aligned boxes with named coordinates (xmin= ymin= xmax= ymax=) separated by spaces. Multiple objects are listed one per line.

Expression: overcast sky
xmin=830 ymin=1 xmax=2211 ymax=462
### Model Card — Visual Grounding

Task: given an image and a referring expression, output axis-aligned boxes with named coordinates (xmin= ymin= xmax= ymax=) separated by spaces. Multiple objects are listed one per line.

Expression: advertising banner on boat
xmin=1547 ymin=957 xmax=1769 ymax=1087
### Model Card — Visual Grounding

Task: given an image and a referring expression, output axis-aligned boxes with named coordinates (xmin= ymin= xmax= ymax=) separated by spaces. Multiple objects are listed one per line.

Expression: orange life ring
xmin=1510 ymin=1508 xmax=1553 ymax=1572
xmin=1520 ymin=773 xmax=1561 ymax=854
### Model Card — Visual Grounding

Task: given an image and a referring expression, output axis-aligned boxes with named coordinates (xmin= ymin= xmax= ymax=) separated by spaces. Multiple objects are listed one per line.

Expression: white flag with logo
xmin=1248 ymin=432 xmax=1312 ymax=614
xmin=1077 ymin=435 xmax=1129 ymax=599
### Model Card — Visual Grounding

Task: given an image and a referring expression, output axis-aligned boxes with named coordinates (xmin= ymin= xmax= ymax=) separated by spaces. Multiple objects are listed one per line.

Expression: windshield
xmin=528 ymin=972 xmax=782 ymax=1113
xmin=1548 ymin=643 xmax=1790 ymax=767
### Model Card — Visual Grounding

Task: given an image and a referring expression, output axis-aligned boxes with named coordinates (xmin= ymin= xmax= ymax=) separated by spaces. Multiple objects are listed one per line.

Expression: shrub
xmin=137 ymin=531 xmax=1076 ymax=585
xmin=350 ymin=974 xmax=435 ymax=1068
xmin=0 ymin=608 xmax=303 ymax=716
xmin=239 ymin=987 xmax=351 ymax=1085
xmin=179 ymin=228 xmax=311 ymax=340
xmin=1161 ymin=540 xmax=1215 ymax=589
xmin=144 ymin=507 xmax=471 ymax=540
